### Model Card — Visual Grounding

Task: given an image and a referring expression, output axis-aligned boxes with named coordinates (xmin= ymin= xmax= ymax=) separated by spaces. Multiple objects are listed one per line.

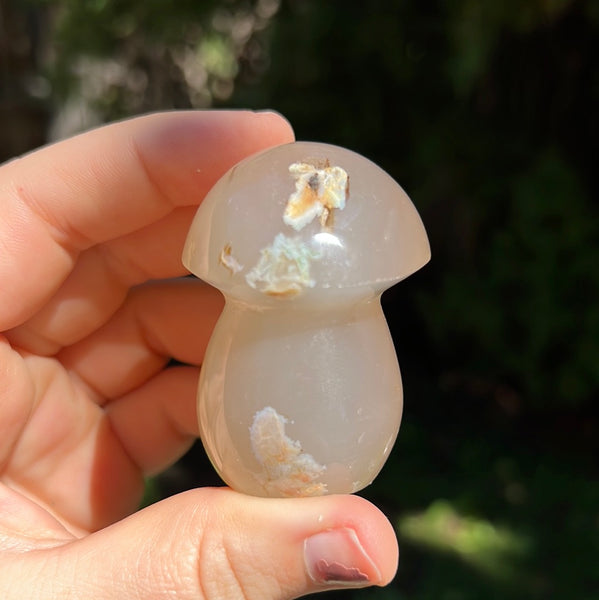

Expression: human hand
xmin=0 ymin=111 xmax=398 ymax=599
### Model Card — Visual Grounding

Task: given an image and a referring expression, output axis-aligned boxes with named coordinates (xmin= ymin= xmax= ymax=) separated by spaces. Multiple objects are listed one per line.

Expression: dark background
xmin=2 ymin=1 xmax=598 ymax=598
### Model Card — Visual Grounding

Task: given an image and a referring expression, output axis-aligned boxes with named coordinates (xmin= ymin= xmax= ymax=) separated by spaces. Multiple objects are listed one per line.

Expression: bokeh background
xmin=2 ymin=1 xmax=598 ymax=598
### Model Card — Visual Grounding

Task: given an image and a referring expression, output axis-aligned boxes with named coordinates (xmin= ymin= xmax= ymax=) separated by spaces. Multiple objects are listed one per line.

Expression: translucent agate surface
xmin=183 ymin=142 xmax=430 ymax=497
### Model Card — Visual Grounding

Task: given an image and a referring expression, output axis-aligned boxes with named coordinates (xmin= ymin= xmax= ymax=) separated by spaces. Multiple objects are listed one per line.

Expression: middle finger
xmin=6 ymin=206 xmax=199 ymax=355
xmin=57 ymin=277 xmax=223 ymax=403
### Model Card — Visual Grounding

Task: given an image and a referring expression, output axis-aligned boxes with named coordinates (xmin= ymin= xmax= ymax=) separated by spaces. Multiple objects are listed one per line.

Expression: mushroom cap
xmin=183 ymin=141 xmax=430 ymax=302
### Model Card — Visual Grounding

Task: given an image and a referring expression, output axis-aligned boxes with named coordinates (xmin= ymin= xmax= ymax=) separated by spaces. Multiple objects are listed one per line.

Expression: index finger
xmin=0 ymin=111 xmax=294 ymax=330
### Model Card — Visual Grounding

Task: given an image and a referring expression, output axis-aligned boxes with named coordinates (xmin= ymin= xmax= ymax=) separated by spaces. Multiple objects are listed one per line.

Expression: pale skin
xmin=0 ymin=111 xmax=399 ymax=600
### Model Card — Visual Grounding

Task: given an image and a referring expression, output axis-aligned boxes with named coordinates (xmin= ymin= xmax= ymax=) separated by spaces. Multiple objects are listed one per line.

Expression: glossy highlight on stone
xmin=183 ymin=141 xmax=430 ymax=497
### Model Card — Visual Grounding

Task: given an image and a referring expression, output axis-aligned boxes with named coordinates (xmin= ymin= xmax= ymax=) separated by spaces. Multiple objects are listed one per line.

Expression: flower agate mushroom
xmin=182 ymin=141 xmax=430 ymax=497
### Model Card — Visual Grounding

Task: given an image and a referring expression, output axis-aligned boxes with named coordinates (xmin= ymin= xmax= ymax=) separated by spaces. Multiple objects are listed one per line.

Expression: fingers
xmin=0 ymin=337 xmax=34 ymax=469
xmin=0 ymin=110 xmax=294 ymax=331
xmin=6 ymin=489 xmax=398 ymax=600
xmin=0 ymin=483 xmax=75 ymax=549
xmin=4 ymin=350 xmax=143 ymax=532
xmin=58 ymin=278 xmax=223 ymax=401
xmin=5 ymin=207 xmax=198 ymax=354
xmin=106 ymin=365 xmax=200 ymax=475
xmin=3 ymin=281 xmax=222 ymax=532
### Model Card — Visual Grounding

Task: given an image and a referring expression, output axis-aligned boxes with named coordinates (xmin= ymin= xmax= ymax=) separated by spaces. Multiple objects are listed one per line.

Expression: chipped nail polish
xmin=304 ymin=528 xmax=380 ymax=586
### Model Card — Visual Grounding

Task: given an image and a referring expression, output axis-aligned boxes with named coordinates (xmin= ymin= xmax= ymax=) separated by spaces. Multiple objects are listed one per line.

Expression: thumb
xmin=15 ymin=488 xmax=398 ymax=600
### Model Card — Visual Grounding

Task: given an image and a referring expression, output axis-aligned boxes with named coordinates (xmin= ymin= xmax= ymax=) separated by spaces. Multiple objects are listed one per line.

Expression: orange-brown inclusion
xmin=219 ymin=243 xmax=238 ymax=274
xmin=286 ymin=174 xmax=320 ymax=220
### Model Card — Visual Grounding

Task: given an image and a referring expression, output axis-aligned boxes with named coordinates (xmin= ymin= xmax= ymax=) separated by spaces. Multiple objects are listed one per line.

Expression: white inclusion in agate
xmin=250 ymin=406 xmax=327 ymax=497
xmin=245 ymin=233 xmax=320 ymax=297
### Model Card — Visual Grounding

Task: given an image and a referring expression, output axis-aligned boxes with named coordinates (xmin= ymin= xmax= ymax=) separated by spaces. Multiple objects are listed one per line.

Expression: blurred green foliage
xmin=3 ymin=0 xmax=599 ymax=598
xmin=31 ymin=0 xmax=598 ymax=409
xmin=398 ymin=500 xmax=531 ymax=581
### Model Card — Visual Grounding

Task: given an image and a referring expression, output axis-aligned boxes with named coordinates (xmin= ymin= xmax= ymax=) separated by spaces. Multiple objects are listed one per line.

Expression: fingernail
xmin=304 ymin=528 xmax=381 ymax=587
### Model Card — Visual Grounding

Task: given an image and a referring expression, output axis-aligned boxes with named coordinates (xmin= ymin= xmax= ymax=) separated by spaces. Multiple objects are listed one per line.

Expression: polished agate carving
xmin=182 ymin=142 xmax=430 ymax=497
